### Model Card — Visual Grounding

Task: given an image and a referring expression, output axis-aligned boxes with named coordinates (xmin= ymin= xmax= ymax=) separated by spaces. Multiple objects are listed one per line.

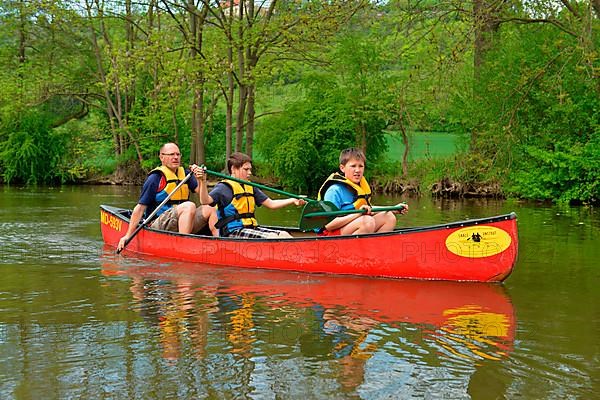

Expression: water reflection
xmin=101 ymin=249 xmax=515 ymax=397
xmin=126 ymin=276 xmax=217 ymax=362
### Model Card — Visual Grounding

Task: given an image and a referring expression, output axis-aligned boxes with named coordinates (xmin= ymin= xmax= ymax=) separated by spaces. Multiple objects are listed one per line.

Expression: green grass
xmin=385 ymin=131 xmax=461 ymax=162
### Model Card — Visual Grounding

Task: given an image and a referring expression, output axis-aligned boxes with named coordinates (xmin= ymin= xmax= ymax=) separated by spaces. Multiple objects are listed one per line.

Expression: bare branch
xmin=499 ymin=17 xmax=578 ymax=38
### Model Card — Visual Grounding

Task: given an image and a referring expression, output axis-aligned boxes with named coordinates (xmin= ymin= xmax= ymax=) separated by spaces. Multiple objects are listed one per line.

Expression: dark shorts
xmin=228 ymin=226 xmax=286 ymax=239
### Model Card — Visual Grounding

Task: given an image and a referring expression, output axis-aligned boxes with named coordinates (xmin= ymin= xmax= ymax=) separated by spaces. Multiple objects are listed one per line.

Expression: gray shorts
xmin=150 ymin=205 xmax=208 ymax=233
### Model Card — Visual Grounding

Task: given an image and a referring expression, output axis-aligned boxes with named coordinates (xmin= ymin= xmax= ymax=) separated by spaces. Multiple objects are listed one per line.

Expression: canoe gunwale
xmin=100 ymin=204 xmax=516 ymax=242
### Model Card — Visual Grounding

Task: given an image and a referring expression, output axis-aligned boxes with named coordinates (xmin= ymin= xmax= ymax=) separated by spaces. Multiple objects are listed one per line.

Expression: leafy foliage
xmin=0 ymin=112 xmax=67 ymax=184
xmin=449 ymin=21 xmax=600 ymax=203
xmin=509 ymin=136 xmax=600 ymax=203
xmin=256 ymin=89 xmax=350 ymax=192
xmin=0 ymin=0 xmax=598 ymax=205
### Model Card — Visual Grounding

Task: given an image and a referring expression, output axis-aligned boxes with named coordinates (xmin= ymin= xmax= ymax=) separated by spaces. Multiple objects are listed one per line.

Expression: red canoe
xmin=100 ymin=205 xmax=518 ymax=282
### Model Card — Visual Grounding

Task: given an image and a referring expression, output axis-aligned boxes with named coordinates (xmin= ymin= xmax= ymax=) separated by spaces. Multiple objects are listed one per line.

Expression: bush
xmin=508 ymin=136 xmax=600 ymax=203
xmin=256 ymin=78 xmax=388 ymax=194
xmin=0 ymin=112 xmax=68 ymax=184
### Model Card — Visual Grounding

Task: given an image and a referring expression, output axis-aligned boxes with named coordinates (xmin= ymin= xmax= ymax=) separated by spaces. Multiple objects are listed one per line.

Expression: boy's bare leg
xmin=339 ymin=215 xmax=376 ymax=235
xmin=373 ymin=211 xmax=397 ymax=233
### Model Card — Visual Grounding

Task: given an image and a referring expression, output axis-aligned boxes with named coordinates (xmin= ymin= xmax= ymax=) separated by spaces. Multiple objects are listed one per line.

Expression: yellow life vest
xmin=317 ymin=172 xmax=372 ymax=209
xmin=215 ymin=179 xmax=258 ymax=235
xmin=151 ymin=166 xmax=190 ymax=204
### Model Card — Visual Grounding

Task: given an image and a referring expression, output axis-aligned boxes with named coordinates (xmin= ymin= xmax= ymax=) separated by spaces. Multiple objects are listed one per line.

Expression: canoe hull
xmin=100 ymin=205 xmax=518 ymax=282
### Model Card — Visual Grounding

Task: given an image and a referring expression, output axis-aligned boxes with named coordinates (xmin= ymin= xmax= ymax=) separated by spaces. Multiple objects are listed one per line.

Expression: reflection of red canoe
xmin=100 ymin=205 xmax=518 ymax=282
xmin=101 ymin=256 xmax=516 ymax=356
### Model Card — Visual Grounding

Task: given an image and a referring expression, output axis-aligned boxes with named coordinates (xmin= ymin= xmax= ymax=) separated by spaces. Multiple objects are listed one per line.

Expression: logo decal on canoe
xmin=445 ymin=226 xmax=511 ymax=258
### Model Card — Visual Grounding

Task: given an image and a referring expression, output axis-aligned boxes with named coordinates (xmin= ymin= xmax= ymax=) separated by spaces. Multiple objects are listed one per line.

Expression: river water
xmin=0 ymin=185 xmax=598 ymax=399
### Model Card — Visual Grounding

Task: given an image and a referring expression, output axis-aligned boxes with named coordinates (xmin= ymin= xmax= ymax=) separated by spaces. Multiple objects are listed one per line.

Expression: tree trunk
xmin=17 ymin=0 xmax=26 ymax=99
xmin=245 ymin=84 xmax=255 ymax=157
xmin=356 ymin=123 xmax=367 ymax=154
xmin=472 ymin=0 xmax=503 ymax=150
xmin=188 ymin=1 xmax=209 ymax=164
xmin=398 ymin=123 xmax=409 ymax=178
xmin=235 ymin=0 xmax=246 ymax=153
xmin=193 ymin=87 xmax=205 ymax=164
xmin=125 ymin=0 xmax=135 ymax=121
xmin=244 ymin=0 xmax=257 ymax=158
xmin=171 ymin=103 xmax=179 ymax=146
xmin=226 ymin=45 xmax=234 ymax=170
xmin=18 ymin=1 xmax=26 ymax=65
xmin=473 ymin=0 xmax=501 ymax=79
xmin=236 ymin=86 xmax=247 ymax=153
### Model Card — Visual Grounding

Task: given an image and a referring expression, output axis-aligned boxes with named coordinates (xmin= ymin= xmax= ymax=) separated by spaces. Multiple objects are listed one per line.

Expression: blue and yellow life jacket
xmin=317 ymin=172 xmax=372 ymax=209
xmin=151 ymin=166 xmax=190 ymax=217
xmin=215 ymin=179 xmax=258 ymax=236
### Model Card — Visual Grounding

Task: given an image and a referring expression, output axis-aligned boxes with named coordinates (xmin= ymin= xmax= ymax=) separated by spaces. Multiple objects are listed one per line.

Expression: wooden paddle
xmin=117 ymin=171 xmax=192 ymax=254
xmin=299 ymin=204 xmax=407 ymax=231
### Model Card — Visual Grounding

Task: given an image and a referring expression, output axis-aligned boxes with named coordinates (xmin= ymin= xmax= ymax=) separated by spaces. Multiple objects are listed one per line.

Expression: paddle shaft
xmin=303 ymin=205 xmax=406 ymax=219
xmin=117 ymin=171 xmax=193 ymax=254
xmin=204 ymin=169 xmax=310 ymax=201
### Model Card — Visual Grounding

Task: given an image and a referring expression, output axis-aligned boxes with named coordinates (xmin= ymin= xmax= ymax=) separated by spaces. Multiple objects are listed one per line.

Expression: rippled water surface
xmin=0 ymin=185 xmax=598 ymax=399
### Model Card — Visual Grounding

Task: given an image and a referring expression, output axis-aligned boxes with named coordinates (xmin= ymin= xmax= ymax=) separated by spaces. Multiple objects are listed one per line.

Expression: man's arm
xmin=190 ymin=164 xmax=214 ymax=205
xmin=117 ymin=203 xmax=147 ymax=251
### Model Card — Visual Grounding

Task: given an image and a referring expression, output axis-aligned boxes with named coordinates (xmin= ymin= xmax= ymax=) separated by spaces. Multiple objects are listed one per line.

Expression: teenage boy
xmin=317 ymin=147 xmax=408 ymax=235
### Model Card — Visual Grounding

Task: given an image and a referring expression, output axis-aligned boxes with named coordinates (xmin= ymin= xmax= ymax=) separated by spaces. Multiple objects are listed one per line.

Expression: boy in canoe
xmin=117 ymin=143 xmax=218 ymax=251
xmin=192 ymin=152 xmax=306 ymax=238
xmin=317 ymin=147 xmax=408 ymax=235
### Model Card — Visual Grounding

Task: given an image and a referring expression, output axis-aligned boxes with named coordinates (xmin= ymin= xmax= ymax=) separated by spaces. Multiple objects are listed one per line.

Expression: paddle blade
xmin=299 ymin=201 xmax=339 ymax=232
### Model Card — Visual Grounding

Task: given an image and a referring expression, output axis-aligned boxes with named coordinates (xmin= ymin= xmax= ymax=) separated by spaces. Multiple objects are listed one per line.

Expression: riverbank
xmin=82 ymin=170 xmax=505 ymax=200
xmin=371 ymin=176 xmax=504 ymax=198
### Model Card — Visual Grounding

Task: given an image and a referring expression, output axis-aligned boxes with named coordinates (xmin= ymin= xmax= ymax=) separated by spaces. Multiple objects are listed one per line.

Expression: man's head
xmin=339 ymin=148 xmax=366 ymax=185
xmin=159 ymin=143 xmax=181 ymax=171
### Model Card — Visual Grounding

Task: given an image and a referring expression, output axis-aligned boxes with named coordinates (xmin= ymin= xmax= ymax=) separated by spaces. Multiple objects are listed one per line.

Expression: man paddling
xmin=117 ymin=143 xmax=217 ymax=251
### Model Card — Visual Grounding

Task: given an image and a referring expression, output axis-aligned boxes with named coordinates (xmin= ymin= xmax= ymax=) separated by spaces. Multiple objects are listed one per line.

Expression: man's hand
xmin=117 ymin=235 xmax=129 ymax=252
xmin=190 ymin=164 xmax=207 ymax=181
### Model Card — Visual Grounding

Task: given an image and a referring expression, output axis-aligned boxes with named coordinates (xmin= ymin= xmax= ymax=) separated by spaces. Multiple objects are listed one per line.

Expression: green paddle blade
xmin=298 ymin=201 xmax=339 ymax=231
